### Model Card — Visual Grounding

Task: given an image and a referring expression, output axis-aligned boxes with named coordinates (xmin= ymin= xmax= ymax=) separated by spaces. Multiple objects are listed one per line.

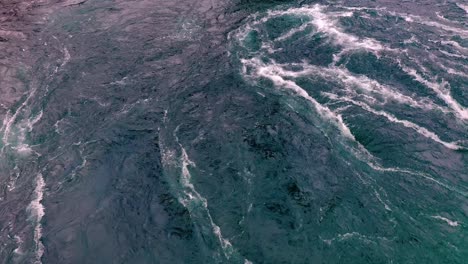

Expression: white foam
xmin=456 ymin=3 xmax=468 ymax=13
xmin=53 ymin=118 xmax=65 ymax=134
xmin=240 ymin=57 xmax=464 ymax=148
xmin=110 ymin=77 xmax=128 ymax=86
xmin=233 ymin=3 xmax=468 ymax=198
xmin=366 ymin=161 xmax=467 ymax=196
xmin=436 ymin=12 xmax=451 ymax=23
xmin=243 ymin=58 xmax=355 ymax=140
xmin=403 ymin=35 xmax=420 ymax=45
xmin=329 ymin=67 xmax=442 ymax=111
xmin=437 ymin=62 xmax=468 ymax=78
xmin=404 ymin=14 xmax=468 ymax=37
xmin=246 ymin=4 xmax=388 ymax=54
xmin=12 ymin=235 xmax=23 ymax=255
xmin=177 ymin=146 xmax=243 ymax=260
xmin=162 ymin=132 xmax=249 ymax=262
xmin=322 ymin=231 xmax=382 ymax=245
xmin=27 ymin=173 xmax=45 ymax=264
xmin=432 ymin=215 xmax=459 ymax=227
xmin=438 ymin=49 xmax=468 ymax=60
xmin=336 ymin=6 xmax=372 ymax=11
xmin=7 ymin=165 xmax=20 ymax=191
xmin=323 ymin=92 xmax=462 ymax=150
xmin=251 ymin=60 xmax=444 ymax=112
xmin=276 ymin=22 xmax=312 ymax=41
xmin=60 ymin=47 xmax=71 ymax=69
xmin=12 ymin=110 xmax=43 ymax=156
xmin=15 ymin=144 xmax=34 ymax=156
xmin=288 ymin=5 xmax=385 ymax=51
xmin=372 ymin=188 xmax=392 ymax=211
xmin=399 ymin=64 xmax=468 ymax=120
xmin=441 ymin=40 xmax=468 ymax=54
xmin=355 ymin=172 xmax=393 ymax=212
xmin=1 ymin=88 xmax=42 ymax=154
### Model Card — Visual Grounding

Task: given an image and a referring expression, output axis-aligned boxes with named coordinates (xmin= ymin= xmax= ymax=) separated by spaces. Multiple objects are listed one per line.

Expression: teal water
xmin=0 ymin=0 xmax=467 ymax=263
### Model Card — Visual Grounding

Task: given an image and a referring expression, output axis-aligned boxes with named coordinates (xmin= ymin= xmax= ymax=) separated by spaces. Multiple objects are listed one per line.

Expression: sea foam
xmin=27 ymin=173 xmax=45 ymax=264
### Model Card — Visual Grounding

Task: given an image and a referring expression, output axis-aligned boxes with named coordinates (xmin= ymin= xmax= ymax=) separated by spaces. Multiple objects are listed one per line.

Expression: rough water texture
xmin=0 ymin=0 xmax=467 ymax=263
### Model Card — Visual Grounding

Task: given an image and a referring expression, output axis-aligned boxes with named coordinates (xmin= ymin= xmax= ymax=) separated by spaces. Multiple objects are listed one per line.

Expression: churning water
xmin=0 ymin=0 xmax=467 ymax=263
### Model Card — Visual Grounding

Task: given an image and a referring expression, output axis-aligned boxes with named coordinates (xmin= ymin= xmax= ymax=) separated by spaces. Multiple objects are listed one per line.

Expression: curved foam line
xmin=369 ymin=162 xmax=467 ymax=197
xmin=242 ymin=58 xmax=355 ymax=140
xmin=399 ymin=64 xmax=468 ymax=120
xmin=323 ymin=92 xmax=463 ymax=150
xmin=253 ymin=61 xmax=446 ymax=113
xmin=432 ymin=215 xmax=459 ymax=227
xmin=255 ymin=4 xmax=388 ymax=52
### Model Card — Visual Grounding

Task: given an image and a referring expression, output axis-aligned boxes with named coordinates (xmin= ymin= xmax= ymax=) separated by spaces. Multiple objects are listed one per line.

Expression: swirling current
xmin=0 ymin=0 xmax=467 ymax=263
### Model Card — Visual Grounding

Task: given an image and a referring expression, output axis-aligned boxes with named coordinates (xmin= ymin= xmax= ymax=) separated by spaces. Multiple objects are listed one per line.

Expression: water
xmin=0 ymin=0 xmax=467 ymax=263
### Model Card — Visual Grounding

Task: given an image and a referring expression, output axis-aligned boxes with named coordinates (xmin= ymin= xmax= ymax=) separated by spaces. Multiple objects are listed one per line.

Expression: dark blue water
xmin=0 ymin=0 xmax=467 ymax=263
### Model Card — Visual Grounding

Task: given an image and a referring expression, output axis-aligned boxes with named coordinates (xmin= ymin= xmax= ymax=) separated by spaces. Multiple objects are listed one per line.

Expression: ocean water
xmin=0 ymin=0 xmax=467 ymax=263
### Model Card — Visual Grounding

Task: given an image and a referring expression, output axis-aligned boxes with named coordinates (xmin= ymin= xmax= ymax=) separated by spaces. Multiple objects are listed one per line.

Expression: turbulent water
xmin=0 ymin=0 xmax=467 ymax=263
